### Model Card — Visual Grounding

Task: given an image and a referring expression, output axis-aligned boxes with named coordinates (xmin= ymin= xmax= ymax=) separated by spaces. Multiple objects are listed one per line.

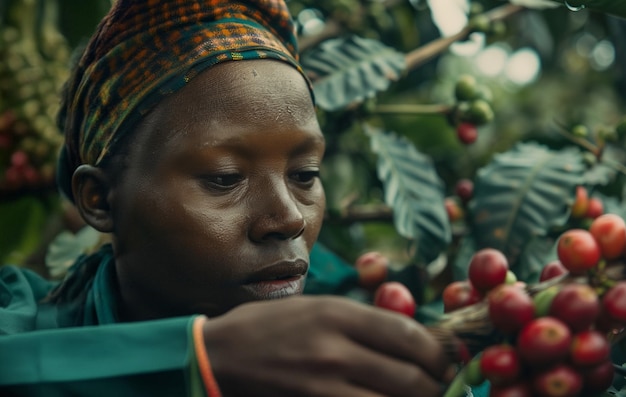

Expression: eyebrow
xmin=198 ymin=128 xmax=326 ymax=158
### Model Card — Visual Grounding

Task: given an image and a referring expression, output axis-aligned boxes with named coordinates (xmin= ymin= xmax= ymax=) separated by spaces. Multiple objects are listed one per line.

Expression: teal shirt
xmin=0 ymin=242 xmax=492 ymax=396
xmin=0 ymin=242 xmax=361 ymax=396
xmin=0 ymin=246 xmax=204 ymax=397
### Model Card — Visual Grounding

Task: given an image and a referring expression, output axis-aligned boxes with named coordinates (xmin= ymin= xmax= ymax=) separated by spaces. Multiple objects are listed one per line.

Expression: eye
xmin=291 ymin=170 xmax=320 ymax=187
xmin=202 ymin=174 xmax=244 ymax=190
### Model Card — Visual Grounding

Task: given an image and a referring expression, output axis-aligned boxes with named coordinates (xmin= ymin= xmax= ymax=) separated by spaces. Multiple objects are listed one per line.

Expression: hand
xmin=202 ymin=295 xmax=457 ymax=397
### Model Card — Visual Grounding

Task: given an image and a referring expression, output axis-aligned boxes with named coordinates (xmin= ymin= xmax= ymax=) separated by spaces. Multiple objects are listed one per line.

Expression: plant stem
xmin=325 ymin=204 xmax=394 ymax=224
xmin=404 ymin=4 xmax=525 ymax=71
xmin=373 ymin=103 xmax=453 ymax=116
xmin=443 ymin=367 xmax=471 ymax=397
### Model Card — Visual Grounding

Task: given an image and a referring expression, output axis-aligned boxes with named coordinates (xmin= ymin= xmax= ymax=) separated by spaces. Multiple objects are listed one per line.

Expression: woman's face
xmin=109 ymin=60 xmax=326 ymax=320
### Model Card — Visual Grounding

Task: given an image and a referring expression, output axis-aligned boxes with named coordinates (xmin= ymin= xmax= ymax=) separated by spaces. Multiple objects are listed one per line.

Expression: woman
xmin=0 ymin=1 xmax=459 ymax=395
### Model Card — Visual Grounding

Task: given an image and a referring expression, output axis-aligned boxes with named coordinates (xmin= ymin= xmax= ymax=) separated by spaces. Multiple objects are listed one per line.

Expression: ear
xmin=72 ymin=164 xmax=114 ymax=233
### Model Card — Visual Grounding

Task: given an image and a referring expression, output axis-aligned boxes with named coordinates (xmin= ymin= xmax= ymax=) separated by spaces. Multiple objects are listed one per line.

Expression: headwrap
xmin=57 ymin=0 xmax=311 ymax=201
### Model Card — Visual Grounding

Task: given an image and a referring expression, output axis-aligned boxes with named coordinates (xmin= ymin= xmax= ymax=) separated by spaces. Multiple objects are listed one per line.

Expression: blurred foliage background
xmin=0 ymin=0 xmax=624 ymax=285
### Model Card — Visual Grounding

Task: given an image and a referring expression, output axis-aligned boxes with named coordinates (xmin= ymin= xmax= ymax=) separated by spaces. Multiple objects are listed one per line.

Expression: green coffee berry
xmin=455 ymin=74 xmax=479 ymax=102
xmin=571 ymin=124 xmax=589 ymax=138
xmin=467 ymin=99 xmax=494 ymax=125
xmin=469 ymin=15 xmax=491 ymax=34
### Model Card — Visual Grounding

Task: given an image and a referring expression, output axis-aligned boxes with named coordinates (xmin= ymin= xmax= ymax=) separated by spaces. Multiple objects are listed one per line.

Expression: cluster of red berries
xmin=450 ymin=75 xmax=495 ymax=145
xmin=464 ymin=278 xmax=617 ymax=396
xmin=444 ymin=213 xmax=626 ymax=396
xmin=0 ymin=110 xmax=58 ymax=193
xmin=571 ymin=185 xmax=604 ymax=221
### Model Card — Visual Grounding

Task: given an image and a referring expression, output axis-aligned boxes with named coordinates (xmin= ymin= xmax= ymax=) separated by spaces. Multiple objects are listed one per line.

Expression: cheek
xmin=303 ymin=187 xmax=326 ymax=249
xmin=115 ymin=177 xmax=245 ymax=259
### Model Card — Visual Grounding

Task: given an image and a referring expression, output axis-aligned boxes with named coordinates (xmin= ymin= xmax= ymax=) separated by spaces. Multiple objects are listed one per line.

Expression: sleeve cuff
xmin=192 ymin=315 xmax=223 ymax=397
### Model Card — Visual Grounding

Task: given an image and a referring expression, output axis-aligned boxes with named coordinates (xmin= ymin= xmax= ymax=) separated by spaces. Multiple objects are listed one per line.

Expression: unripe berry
xmin=445 ymin=197 xmax=464 ymax=222
xmin=571 ymin=124 xmax=589 ymax=138
xmin=454 ymin=74 xmax=479 ymax=101
xmin=571 ymin=186 xmax=589 ymax=219
xmin=467 ymin=99 xmax=494 ymax=125
xmin=469 ymin=14 xmax=491 ymax=33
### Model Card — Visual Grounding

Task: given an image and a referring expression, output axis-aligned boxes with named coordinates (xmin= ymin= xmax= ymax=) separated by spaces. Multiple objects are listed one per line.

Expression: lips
xmin=242 ymin=259 xmax=308 ymax=300
xmin=244 ymin=259 xmax=308 ymax=283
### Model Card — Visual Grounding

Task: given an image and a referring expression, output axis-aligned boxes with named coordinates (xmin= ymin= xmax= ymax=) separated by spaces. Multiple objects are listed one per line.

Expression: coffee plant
xmin=2 ymin=0 xmax=626 ymax=395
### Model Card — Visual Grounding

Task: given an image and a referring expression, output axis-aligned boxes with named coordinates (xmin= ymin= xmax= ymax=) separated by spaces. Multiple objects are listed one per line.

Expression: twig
xmin=325 ymin=204 xmax=394 ymax=224
xmin=553 ymin=122 xmax=601 ymax=156
xmin=298 ymin=20 xmax=343 ymax=53
xmin=404 ymin=4 xmax=525 ymax=71
xmin=373 ymin=103 xmax=453 ymax=116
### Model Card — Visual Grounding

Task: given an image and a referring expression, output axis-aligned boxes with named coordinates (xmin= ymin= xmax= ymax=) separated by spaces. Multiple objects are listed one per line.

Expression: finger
xmin=321 ymin=297 xmax=455 ymax=382
xmin=227 ymin=373 xmax=388 ymax=397
xmin=341 ymin=339 xmax=448 ymax=397
xmin=293 ymin=378 xmax=389 ymax=397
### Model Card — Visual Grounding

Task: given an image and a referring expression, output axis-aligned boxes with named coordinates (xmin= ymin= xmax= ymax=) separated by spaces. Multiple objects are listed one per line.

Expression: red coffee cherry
xmin=455 ymin=178 xmax=474 ymax=203
xmin=354 ymin=251 xmax=389 ymax=291
xmin=488 ymin=284 xmax=534 ymax=335
xmin=479 ymin=344 xmax=522 ymax=386
xmin=589 ymin=213 xmax=626 ymax=260
xmin=517 ymin=317 xmax=572 ymax=367
xmin=581 ymin=359 xmax=615 ymax=394
xmin=584 ymin=198 xmax=604 ymax=220
xmin=569 ymin=330 xmax=610 ymax=368
xmin=373 ymin=282 xmax=416 ymax=318
xmin=468 ymin=248 xmax=509 ymax=293
xmin=601 ymin=281 xmax=626 ymax=324
xmin=556 ymin=229 xmax=601 ymax=274
xmin=532 ymin=364 xmax=583 ymax=397
xmin=442 ymin=280 xmax=481 ymax=313
xmin=456 ymin=122 xmax=478 ymax=144
xmin=539 ymin=260 xmax=568 ymax=282
xmin=548 ymin=283 xmax=600 ymax=332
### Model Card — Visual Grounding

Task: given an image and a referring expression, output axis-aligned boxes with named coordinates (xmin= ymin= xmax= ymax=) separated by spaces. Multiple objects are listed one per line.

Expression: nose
xmin=248 ymin=179 xmax=306 ymax=243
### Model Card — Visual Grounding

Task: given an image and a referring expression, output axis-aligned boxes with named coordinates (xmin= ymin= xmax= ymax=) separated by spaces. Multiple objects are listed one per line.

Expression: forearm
xmin=0 ymin=315 xmax=206 ymax=397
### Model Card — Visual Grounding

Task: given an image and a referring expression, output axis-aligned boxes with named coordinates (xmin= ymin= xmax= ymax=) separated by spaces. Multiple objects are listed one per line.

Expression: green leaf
xmin=366 ymin=125 xmax=451 ymax=264
xmin=452 ymin=234 xmax=477 ymax=281
xmin=516 ymin=235 xmax=558 ymax=283
xmin=301 ymin=35 xmax=406 ymax=111
xmin=469 ymin=142 xmax=585 ymax=268
xmin=596 ymin=192 xmax=626 ymax=219
xmin=583 ymin=146 xmax=626 ymax=186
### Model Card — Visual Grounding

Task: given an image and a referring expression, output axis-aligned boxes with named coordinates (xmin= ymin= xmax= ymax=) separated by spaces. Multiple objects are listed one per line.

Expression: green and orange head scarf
xmin=57 ymin=0 xmax=311 ymax=200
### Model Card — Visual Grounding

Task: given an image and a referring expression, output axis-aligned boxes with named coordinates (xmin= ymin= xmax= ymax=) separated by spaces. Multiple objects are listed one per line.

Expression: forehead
xmin=145 ymin=59 xmax=317 ymax=140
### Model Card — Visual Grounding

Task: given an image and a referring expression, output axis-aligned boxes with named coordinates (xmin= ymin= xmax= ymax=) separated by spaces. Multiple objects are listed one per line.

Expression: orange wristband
xmin=193 ymin=316 xmax=223 ymax=397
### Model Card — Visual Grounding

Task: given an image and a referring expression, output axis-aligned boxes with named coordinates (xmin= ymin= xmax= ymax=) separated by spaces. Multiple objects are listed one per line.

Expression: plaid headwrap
xmin=57 ymin=0 xmax=311 ymax=201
